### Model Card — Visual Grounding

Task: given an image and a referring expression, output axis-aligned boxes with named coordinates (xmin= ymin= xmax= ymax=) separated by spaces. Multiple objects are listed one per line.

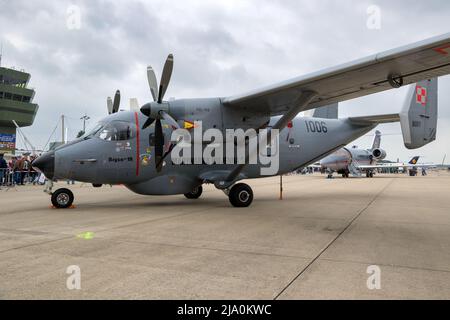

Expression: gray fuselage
xmin=47 ymin=98 xmax=375 ymax=195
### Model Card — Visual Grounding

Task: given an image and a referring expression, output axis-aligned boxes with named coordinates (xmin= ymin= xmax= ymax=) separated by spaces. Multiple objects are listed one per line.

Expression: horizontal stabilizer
xmin=348 ymin=113 xmax=400 ymax=125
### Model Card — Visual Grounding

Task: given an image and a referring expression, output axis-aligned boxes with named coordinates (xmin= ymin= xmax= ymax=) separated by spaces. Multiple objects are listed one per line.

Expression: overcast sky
xmin=1 ymin=0 xmax=449 ymax=163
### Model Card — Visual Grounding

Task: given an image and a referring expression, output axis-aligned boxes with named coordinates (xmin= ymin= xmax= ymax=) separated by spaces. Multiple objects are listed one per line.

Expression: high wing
xmin=223 ymin=33 xmax=450 ymax=116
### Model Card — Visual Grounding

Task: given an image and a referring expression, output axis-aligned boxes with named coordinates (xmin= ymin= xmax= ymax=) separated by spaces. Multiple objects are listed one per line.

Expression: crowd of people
xmin=0 ymin=153 xmax=42 ymax=187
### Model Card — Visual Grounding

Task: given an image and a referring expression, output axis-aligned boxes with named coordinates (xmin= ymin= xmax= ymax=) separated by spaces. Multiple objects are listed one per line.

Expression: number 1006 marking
xmin=305 ymin=120 xmax=328 ymax=133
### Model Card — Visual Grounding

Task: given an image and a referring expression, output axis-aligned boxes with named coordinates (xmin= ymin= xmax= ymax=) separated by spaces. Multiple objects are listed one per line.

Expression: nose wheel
xmin=228 ymin=183 xmax=253 ymax=207
xmin=51 ymin=188 xmax=74 ymax=209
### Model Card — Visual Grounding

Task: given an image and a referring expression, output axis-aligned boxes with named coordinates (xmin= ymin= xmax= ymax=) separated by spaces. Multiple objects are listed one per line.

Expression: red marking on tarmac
xmin=134 ymin=112 xmax=140 ymax=176
xmin=50 ymin=205 xmax=76 ymax=209
xmin=434 ymin=45 xmax=450 ymax=55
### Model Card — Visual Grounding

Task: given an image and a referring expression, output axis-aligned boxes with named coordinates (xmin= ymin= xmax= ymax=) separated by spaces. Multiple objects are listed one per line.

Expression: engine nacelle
xmin=372 ymin=148 xmax=386 ymax=160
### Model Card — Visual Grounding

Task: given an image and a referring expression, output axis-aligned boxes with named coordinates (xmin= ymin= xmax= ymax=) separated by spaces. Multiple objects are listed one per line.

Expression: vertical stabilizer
xmin=309 ymin=103 xmax=338 ymax=119
xmin=400 ymin=78 xmax=438 ymax=149
xmin=371 ymin=130 xmax=381 ymax=150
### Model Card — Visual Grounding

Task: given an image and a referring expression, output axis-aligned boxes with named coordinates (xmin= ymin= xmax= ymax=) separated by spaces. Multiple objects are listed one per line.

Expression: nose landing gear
xmin=51 ymin=188 xmax=74 ymax=209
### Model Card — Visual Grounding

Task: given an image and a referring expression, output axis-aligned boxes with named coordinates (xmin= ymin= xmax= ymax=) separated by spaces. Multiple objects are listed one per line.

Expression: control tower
xmin=0 ymin=62 xmax=39 ymax=153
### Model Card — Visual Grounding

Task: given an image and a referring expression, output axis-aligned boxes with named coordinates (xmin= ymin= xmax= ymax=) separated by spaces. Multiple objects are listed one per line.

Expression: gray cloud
xmin=1 ymin=0 xmax=449 ymax=161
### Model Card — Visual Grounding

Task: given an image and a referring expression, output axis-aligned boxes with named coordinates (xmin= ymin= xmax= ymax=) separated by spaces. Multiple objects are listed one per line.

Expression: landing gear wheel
xmin=369 ymin=172 xmax=374 ymax=178
xmin=228 ymin=183 xmax=253 ymax=207
xmin=184 ymin=186 xmax=203 ymax=199
xmin=51 ymin=188 xmax=74 ymax=209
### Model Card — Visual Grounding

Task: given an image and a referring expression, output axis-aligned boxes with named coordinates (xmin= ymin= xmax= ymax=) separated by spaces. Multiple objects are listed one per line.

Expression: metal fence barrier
xmin=0 ymin=169 xmax=42 ymax=187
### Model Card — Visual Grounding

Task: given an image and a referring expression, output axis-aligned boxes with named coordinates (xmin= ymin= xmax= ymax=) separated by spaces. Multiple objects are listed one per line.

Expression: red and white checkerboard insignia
xmin=416 ymin=86 xmax=427 ymax=106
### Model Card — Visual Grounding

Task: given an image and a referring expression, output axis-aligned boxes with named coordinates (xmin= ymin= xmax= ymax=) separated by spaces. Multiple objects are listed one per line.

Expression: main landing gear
xmin=184 ymin=185 xmax=203 ymax=199
xmin=226 ymin=183 xmax=254 ymax=207
xmin=51 ymin=188 xmax=74 ymax=209
xmin=186 ymin=183 xmax=254 ymax=207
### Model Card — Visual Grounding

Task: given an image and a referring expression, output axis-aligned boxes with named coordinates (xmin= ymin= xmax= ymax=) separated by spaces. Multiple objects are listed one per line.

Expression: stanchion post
xmin=279 ymin=175 xmax=283 ymax=200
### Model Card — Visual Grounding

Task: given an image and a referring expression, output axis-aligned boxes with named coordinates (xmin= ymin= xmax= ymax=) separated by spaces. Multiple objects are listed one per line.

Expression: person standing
xmin=29 ymin=155 xmax=37 ymax=184
xmin=22 ymin=156 xmax=30 ymax=184
xmin=9 ymin=157 xmax=17 ymax=185
xmin=0 ymin=154 xmax=7 ymax=186
xmin=14 ymin=156 xmax=24 ymax=185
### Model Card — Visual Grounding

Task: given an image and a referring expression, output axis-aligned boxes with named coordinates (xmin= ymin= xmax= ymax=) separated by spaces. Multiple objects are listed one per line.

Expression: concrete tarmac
xmin=0 ymin=172 xmax=450 ymax=299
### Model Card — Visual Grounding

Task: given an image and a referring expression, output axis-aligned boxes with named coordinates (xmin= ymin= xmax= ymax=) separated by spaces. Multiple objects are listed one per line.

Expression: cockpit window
xmin=98 ymin=121 xmax=135 ymax=141
xmin=83 ymin=123 xmax=104 ymax=139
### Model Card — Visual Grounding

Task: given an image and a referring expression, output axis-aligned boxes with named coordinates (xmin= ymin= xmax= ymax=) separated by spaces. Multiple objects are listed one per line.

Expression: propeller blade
xmin=158 ymin=54 xmax=174 ymax=103
xmin=154 ymin=118 xmax=164 ymax=172
xmin=160 ymin=110 xmax=180 ymax=129
xmin=147 ymin=66 xmax=158 ymax=102
xmin=107 ymin=97 xmax=113 ymax=115
xmin=142 ymin=117 xmax=155 ymax=130
xmin=112 ymin=90 xmax=121 ymax=113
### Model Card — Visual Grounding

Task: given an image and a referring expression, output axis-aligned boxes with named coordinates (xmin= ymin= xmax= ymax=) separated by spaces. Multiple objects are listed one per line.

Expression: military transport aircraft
xmin=319 ymin=76 xmax=438 ymax=178
xmin=32 ymin=33 xmax=450 ymax=208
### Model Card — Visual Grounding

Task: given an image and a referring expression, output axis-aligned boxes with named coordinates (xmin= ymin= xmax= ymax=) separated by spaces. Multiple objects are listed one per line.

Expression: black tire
xmin=229 ymin=183 xmax=253 ymax=207
xmin=184 ymin=185 xmax=203 ymax=199
xmin=92 ymin=183 xmax=102 ymax=188
xmin=51 ymin=188 xmax=74 ymax=209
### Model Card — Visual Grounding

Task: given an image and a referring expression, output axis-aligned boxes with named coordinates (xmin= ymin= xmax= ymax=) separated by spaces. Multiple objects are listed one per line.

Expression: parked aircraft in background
xmin=320 ymin=130 xmax=386 ymax=178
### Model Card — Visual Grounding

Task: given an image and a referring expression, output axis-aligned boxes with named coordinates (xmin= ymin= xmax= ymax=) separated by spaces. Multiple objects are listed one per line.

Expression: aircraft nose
xmin=32 ymin=151 xmax=55 ymax=180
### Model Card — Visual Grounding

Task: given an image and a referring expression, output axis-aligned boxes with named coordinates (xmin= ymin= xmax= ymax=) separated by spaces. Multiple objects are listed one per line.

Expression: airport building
xmin=0 ymin=64 xmax=39 ymax=154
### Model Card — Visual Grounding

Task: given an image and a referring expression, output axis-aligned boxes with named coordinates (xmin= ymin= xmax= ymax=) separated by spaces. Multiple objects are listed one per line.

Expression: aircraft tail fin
xmin=409 ymin=156 xmax=420 ymax=165
xmin=349 ymin=78 xmax=438 ymax=150
xmin=400 ymin=78 xmax=438 ymax=149
xmin=309 ymin=103 xmax=338 ymax=119
xmin=371 ymin=130 xmax=381 ymax=150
